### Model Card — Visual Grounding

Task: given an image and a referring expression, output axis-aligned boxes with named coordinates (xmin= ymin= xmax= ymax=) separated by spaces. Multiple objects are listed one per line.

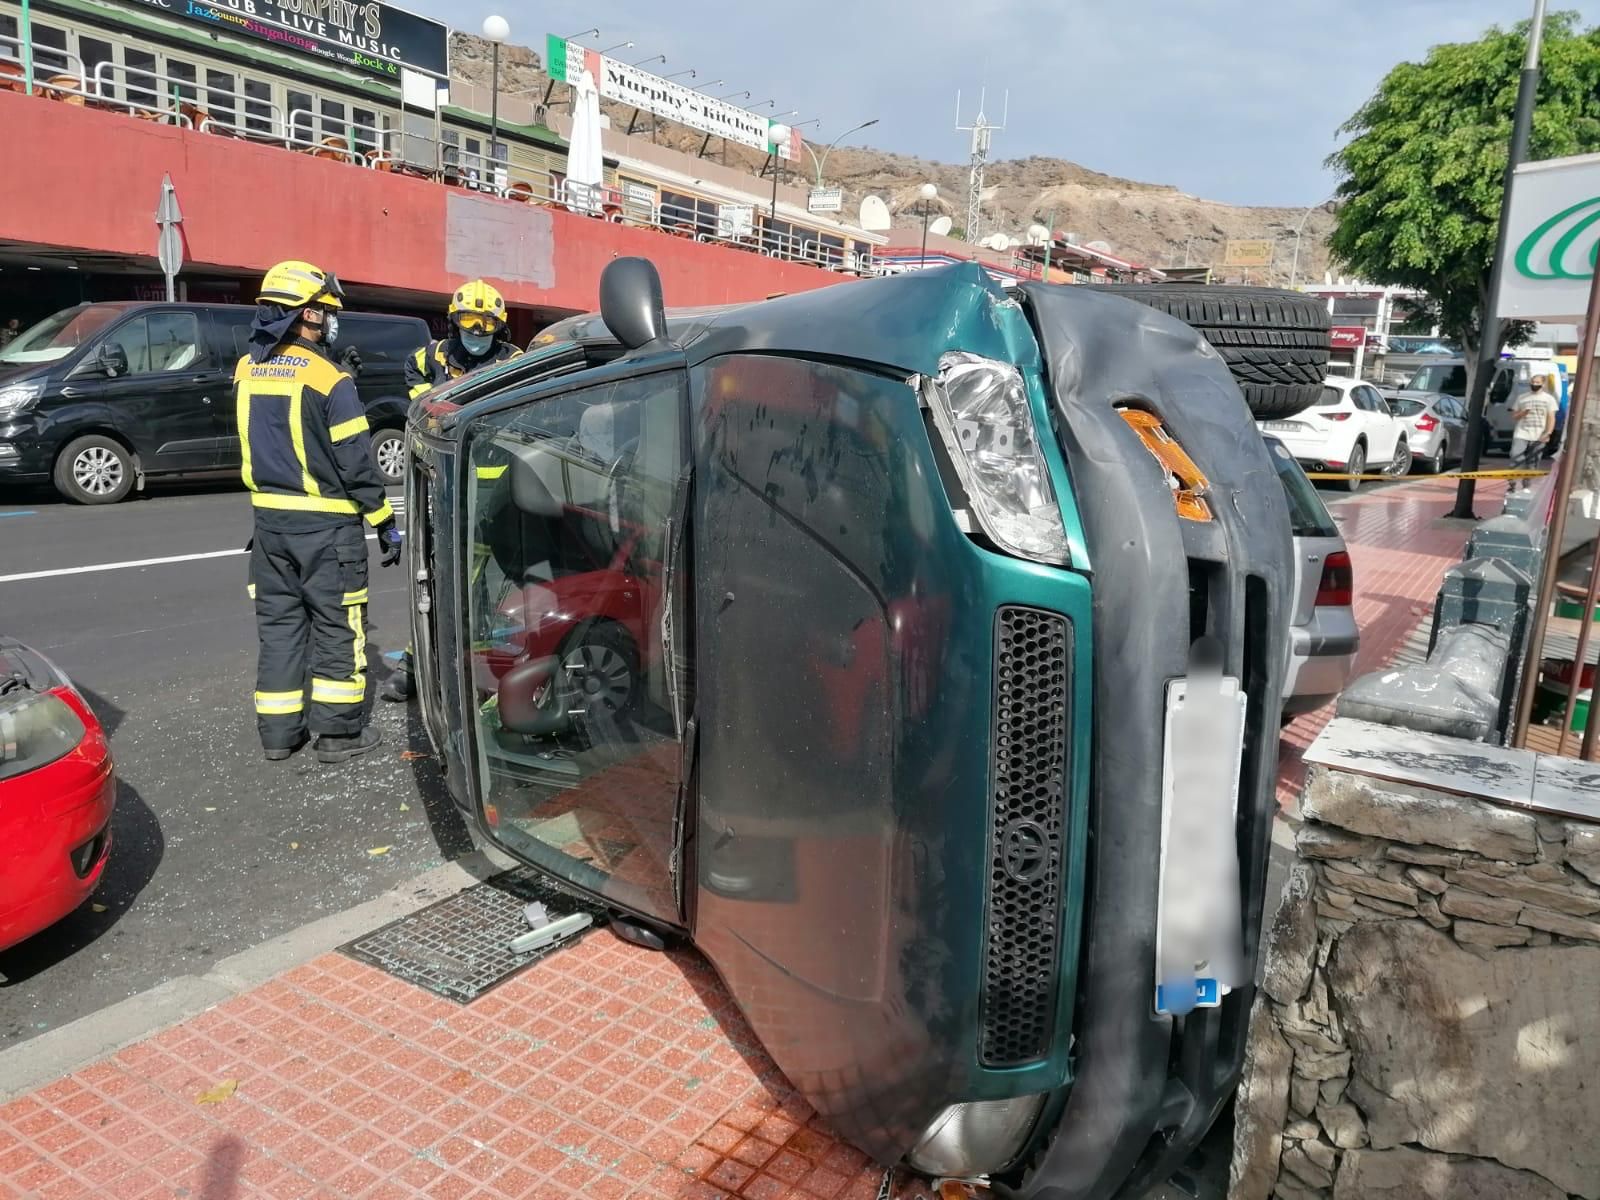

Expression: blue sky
xmin=413 ymin=1 xmax=1600 ymax=207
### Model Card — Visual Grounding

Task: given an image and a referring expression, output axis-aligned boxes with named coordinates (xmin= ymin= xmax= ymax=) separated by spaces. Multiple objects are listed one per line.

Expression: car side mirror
xmin=96 ymin=343 xmax=128 ymax=378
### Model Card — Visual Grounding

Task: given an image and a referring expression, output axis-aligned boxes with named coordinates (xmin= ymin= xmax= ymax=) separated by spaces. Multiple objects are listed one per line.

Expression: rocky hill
xmin=450 ymin=32 xmax=1337 ymax=284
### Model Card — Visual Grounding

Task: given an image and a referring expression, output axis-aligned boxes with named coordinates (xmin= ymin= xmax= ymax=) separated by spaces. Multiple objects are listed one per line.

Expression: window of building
xmin=165 ymin=59 xmax=197 ymax=106
xmin=77 ymin=36 xmax=113 ymax=93
xmin=0 ymin=15 xmax=17 ymax=50
xmin=243 ymin=77 xmax=273 ymax=136
xmin=319 ymin=96 xmax=345 ymax=145
xmin=352 ymin=105 xmax=378 ymax=152
xmin=285 ymin=88 xmax=313 ymax=143
xmin=124 ymin=47 xmax=156 ymax=109
xmin=206 ymin=68 xmax=237 ymax=128
xmin=30 ymin=23 xmax=68 ymax=73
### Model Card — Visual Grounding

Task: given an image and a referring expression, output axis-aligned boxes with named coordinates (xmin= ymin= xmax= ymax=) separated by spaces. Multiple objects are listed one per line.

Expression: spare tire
xmin=1101 ymin=285 xmax=1331 ymax=419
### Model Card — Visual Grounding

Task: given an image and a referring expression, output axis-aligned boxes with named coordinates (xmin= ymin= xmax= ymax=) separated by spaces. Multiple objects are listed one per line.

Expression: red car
xmin=0 ymin=639 xmax=115 ymax=952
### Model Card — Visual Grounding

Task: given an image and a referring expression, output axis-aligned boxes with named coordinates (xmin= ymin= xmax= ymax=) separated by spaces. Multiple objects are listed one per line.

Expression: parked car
xmin=0 ymin=301 xmax=429 ymax=503
xmin=1387 ymin=355 xmax=1559 ymax=454
xmin=403 ymin=261 xmax=1301 ymax=1198
xmin=1263 ymin=437 xmax=1360 ymax=716
xmin=0 ymin=638 xmax=115 ymax=953
xmin=1386 ymin=392 xmax=1468 ymax=474
xmin=1258 ymin=376 xmax=1409 ymax=491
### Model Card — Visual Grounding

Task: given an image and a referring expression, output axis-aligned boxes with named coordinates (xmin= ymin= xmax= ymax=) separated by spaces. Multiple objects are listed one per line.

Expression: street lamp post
xmin=1288 ymin=202 xmax=1327 ymax=290
xmin=768 ymin=123 xmax=791 ymax=252
xmin=805 ymin=117 xmax=879 ymax=188
xmin=481 ymin=15 xmax=510 ymax=182
xmin=1453 ymin=0 xmax=1550 ymax=518
xmin=919 ymin=182 xmax=938 ymax=264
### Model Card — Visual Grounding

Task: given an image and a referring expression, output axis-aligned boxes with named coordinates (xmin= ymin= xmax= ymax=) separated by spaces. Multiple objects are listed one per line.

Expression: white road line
xmin=0 ymin=530 xmax=400 ymax=584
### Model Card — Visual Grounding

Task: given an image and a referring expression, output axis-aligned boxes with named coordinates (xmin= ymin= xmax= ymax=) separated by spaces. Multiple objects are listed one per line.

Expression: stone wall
xmin=1233 ymin=762 xmax=1600 ymax=1200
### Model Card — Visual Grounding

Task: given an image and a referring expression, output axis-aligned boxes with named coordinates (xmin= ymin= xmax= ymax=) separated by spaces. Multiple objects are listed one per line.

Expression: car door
xmin=67 ymin=310 xmax=220 ymax=472
xmin=1440 ymin=397 xmax=1467 ymax=456
xmin=207 ymin=308 xmax=254 ymax=468
xmin=1359 ymin=385 xmax=1401 ymax=462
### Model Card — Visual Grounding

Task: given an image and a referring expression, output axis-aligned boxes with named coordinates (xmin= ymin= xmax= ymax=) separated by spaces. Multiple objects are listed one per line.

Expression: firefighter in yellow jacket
xmin=383 ymin=279 xmax=520 ymax=702
xmin=239 ymin=260 xmax=400 ymax=763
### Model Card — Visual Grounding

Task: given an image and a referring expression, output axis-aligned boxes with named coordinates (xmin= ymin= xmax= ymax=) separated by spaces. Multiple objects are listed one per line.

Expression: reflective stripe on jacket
xmin=234 ymin=340 xmax=392 ymax=526
xmin=404 ymin=337 xmax=521 ymax=399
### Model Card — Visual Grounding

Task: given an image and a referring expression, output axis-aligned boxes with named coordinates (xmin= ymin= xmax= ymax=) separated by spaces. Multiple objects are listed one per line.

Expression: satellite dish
xmin=1086 ymin=239 xmax=1113 ymax=252
xmin=1006 ymin=236 xmax=1022 ymax=248
xmin=929 ymin=215 xmax=953 ymax=237
xmin=859 ymin=195 xmax=892 ymax=232
xmin=985 ymin=233 xmax=1010 ymax=251
xmin=1026 ymin=223 xmax=1049 ymax=246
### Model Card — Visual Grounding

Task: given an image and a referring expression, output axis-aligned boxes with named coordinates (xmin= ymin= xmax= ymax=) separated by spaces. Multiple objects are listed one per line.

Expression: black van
xmin=0 ymin=301 xmax=430 ymax=504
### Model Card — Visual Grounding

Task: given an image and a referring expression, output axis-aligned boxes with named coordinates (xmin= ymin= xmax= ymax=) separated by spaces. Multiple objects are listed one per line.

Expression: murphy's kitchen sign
xmin=547 ymin=35 xmax=800 ymax=161
xmin=120 ymin=0 xmax=449 ymax=79
xmin=1499 ymin=151 xmax=1600 ymax=321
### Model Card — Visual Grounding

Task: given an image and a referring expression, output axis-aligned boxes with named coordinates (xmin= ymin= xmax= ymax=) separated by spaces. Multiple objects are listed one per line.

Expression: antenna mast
xmin=955 ymin=88 xmax=1007 ymax=243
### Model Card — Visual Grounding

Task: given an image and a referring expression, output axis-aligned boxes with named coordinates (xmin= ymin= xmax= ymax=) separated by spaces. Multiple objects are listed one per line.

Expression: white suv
xmin=1258 ymin=377 xmax=1409 ymax=491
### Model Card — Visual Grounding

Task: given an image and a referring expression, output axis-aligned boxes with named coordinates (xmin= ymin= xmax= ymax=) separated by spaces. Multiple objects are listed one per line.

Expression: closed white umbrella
xmin=564 ymin=69 xmax=604 ymax=215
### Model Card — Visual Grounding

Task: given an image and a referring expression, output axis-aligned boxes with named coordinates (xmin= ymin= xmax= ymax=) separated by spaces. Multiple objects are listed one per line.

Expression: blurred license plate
xmin=1260 ymin=421 xmax=1299 ymax=432
xmin=1155 ymin=675 xmax=1247 ymax=1017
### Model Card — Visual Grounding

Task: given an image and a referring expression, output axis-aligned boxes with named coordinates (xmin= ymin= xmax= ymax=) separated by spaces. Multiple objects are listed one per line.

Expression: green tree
xmin=1327 ymin=13 xmax=1600 ymax=377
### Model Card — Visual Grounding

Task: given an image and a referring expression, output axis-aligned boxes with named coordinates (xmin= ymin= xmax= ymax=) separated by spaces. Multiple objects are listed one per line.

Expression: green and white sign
xmin=546 ymin=35 xmax=799 ymax=161
xmin=1500 ymin=151 xmax=1600 ymax=320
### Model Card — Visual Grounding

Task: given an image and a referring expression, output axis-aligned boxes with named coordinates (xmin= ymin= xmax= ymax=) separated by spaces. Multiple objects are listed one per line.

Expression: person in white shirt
xmin=1509 ymin=375 xmax=1557 ymax=492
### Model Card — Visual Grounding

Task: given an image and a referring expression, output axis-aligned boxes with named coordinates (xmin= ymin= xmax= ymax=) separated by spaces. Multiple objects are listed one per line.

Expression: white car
xmin=1257 ymin=377 xmax=1410 ymax=492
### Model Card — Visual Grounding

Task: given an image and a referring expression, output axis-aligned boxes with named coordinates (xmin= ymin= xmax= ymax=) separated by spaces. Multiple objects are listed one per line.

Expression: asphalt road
xmin=0 ymin=478 xmax=473 ymax=1049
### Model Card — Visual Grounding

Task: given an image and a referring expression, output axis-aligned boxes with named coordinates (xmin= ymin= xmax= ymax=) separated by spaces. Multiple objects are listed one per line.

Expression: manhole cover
xmin=340 ymin=870 xmax=607 ymax=1003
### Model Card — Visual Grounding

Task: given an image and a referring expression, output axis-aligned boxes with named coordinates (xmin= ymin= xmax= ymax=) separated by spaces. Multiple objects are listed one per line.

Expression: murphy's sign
xmin=546 ymin=35 xmax=800 ymax=161
xmin=121 ymin=0 xmax=449 ymax=80
xmin=1499 ymin=151 xmax=1600 ymax=321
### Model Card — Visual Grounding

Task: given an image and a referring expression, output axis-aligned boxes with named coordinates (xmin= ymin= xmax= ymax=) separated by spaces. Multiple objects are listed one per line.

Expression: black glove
xmin=376 ymin=519 xmax=403 ymax=568
xmin=339 ymin=346 xmax=363 ymax=377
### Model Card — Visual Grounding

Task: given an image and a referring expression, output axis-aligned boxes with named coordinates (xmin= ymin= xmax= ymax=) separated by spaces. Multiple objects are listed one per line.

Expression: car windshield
xmin=0 ymin=306 xmax=121 ymax=366
xmin=1314 ymin=385 xmax=1345 ymax=408
xmin=1265 ymin=437 xmax=1339 ymax=539
xmin=1389 ymin=398 xmax=1425 ymax=417
xmin=1403 ymin=363 xmax=1467 ymax=395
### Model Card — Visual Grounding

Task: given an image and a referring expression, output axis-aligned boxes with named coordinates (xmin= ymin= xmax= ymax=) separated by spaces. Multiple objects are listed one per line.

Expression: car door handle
xmin=202 ymin=397 xmax=212 ymax=404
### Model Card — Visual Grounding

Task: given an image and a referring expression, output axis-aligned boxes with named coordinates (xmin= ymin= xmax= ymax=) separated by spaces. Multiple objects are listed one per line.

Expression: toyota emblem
xmin=1001 ymin=819 xmax=1050 ymax=884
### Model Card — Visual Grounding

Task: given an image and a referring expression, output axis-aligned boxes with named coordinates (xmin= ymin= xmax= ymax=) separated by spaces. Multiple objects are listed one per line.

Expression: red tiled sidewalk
xmin=1276 ymin=475 xmax=1507 ymax=806
xmin=0 ymin=477 xmax=1491 ymax=1200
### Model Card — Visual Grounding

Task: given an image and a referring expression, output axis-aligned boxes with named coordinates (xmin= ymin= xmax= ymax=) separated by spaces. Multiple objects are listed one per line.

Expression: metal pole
xmin=921 ymin=205 xmax=931 ymax=263
xmin=1454 ymin=0 xmax=1549 ymax=518
xmin=769 ymin=155 xmax=779 ymax=252
xmin=1289 ymin=204 xmax=1320 ymax=290
xmin=1042 ymin=212 xmax=1055 ymax=281
xmin=20 ymin=0 xmax=34 ymax=95
xmin=1512 ymin=255 xmax=1600 ymax=747
xmin=488 ymin=43 xmax=501 ymax=172
xmin=1570 ymin=528 xmax=1600 ymax=759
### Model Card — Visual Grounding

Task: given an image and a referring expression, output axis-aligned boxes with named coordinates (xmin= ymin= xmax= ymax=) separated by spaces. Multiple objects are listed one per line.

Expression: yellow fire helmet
xmin=449 ymin=279 xmax=508 ymax=334
xmin=257 ymin=260 xmax=345 ymax=310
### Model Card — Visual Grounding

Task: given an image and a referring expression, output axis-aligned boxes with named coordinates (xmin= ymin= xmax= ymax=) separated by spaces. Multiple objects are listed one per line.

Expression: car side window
xmin=103 ymin=318 xmax=151 ymax=376
xmin=1363 ymin=387 xmax=1392 ymax=416
xmin=146 ymin=312 xmax=206 ymax=373
xmin=1490 ymin=369 xmax=1514 ymax=406
xmin=1349 ymin=388 xmax=1370 ymax=412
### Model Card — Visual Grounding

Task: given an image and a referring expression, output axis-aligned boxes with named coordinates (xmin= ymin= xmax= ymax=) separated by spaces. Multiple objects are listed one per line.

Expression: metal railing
xmin=5 ymin=33 xmax=878 ymax=275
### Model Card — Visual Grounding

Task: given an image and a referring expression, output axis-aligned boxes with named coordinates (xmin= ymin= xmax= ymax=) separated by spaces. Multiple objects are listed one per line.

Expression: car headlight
xmin=906 ymin=1094 xmax=1047 ymax=1178
xmin=0 ymin=688 xmax=87 ymax=782
xmin=923 ymin=352 xmax=1070 ymax=565
xmin=0 ymin=379 xmax=44 ymax=419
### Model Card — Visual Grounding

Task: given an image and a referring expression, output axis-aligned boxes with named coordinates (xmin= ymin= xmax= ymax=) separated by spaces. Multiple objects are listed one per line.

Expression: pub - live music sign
xmin=120 ymin=0 xmax=449 ymax=80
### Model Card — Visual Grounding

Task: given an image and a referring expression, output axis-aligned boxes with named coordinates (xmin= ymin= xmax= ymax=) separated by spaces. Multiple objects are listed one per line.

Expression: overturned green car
xmin=402 ymin=260 xmax=1297 ymax=1198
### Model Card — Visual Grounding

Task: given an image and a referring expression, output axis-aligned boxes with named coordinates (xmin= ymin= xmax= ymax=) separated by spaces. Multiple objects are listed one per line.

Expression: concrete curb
xmin=0 ymin=852 xmax=501 ymax=1102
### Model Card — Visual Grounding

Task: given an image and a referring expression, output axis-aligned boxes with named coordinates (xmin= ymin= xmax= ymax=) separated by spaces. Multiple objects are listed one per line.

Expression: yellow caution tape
xmin=1303 ymin=468 xmax=1552 ymax=482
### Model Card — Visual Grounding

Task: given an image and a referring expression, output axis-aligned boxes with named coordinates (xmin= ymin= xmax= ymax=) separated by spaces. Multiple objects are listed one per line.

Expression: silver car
xmin=1387 ymin=393 xmax=1468 ymax=474
xmin=1264 ymin=436 xmax=1360 ymax=717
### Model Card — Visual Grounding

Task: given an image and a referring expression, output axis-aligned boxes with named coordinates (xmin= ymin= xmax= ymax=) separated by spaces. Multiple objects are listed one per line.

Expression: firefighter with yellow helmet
xmin=382 ymin=279 xmax=521 ymax=702
xmin=239 ymin=260 xmax=399 ymax=762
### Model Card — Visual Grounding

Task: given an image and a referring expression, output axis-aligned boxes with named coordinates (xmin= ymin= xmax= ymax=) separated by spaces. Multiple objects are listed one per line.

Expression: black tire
xmin=1423 ymin=442 xmax=1446 ymax=475
xmin=53 ymin=435 xmax=135 ymax=505
xmin=560 ymin=622 xmax=639 ymax=722
xmin=1101 ymin=285 xmax=1331 ymax=419
xmin=1344 ymin=442 xmax=1366 ymax=493
xmin=370 ymin=427 xmax=406 ymax=486
xmin=1384 ymin=438 xmax=1412 ymax=478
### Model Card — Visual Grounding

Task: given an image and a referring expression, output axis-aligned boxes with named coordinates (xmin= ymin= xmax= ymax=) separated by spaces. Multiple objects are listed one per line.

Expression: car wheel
xmin=53 ymin=435 xmax=134 ymax=505
xmin=1427 ymin=442 xmax=1447 ymax=475
xmin=560 ymin=624 xmax=638 ymax=722
xmin=371 ymin=428 xmax=406 ymax=486
xmin=1098 ymin=285 xmax=1331 ymax=420
xmin=1384 ymin=439 xmax=1412 ymax=478
xmin=1344 ymin=442 xmax=1367 ymax=493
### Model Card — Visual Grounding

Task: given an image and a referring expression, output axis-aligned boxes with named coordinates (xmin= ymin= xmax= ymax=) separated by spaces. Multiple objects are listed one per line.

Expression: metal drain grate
xmin=340 ymin=870 xmax=606 ymax=1003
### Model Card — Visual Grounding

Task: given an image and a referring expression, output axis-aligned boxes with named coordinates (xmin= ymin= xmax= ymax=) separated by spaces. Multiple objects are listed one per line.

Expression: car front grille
xmin=979 ymin=606 xmax=1071 ymax=1067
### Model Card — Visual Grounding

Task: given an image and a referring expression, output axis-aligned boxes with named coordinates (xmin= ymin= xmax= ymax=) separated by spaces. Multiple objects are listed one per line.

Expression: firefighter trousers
xmin=249 ymin=521 xmax=370 ymax=749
